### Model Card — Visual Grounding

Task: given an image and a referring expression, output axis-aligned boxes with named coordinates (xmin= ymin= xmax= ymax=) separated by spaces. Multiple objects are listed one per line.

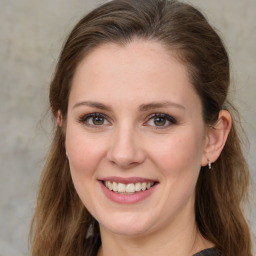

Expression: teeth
xmin=147 ymin=182 xmax=152 ymax=189
xmin=117 ymin=183 xmax=126 ymax=193
xmin=106 ymin=181 xmax=112 ymax=190
xmin=135 ymin=182 xmax=141 ymax=191
xmin=112 ymin=182 xmax=118 ymax=192
xmin=126 ymin=183 xmax=135 ymax=193
xmin=104 ymin=181 xmax=154 ymax=193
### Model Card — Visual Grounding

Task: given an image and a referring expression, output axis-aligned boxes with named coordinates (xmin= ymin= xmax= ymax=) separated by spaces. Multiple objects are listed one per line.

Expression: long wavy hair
xmin=30 ymin=0 xmax=252 ymax=255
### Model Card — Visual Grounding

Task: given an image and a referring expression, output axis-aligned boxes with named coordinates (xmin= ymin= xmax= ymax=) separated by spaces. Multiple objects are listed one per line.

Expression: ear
xmin=57 ymin=110 xmax=67 ymax=151
xmin=201 ymin=110 xmax=232 ymax=167
xmin=57 ymin=110 xmax=63 ymax=127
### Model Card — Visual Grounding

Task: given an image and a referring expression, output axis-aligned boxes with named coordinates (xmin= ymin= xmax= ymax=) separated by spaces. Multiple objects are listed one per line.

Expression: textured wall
xmin=0 ymin=0 xmax=255 ymax=255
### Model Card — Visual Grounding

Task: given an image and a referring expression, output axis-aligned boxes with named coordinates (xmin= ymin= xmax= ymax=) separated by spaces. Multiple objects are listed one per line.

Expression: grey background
xmin=0 ymin=0 xmax=255 ymax=255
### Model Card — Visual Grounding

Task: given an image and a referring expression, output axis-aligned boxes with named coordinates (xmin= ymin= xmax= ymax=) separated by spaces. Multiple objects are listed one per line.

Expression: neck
xmin=97 ymin=216 xmax=213 ymax=256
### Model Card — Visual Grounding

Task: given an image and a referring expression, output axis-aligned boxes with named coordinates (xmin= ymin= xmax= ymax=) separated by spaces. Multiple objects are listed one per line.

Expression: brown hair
xmin=30 ymin=0 xmax=252 ymax=255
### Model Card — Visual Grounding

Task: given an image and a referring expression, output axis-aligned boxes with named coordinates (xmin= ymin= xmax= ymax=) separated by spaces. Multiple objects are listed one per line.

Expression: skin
xmin=62 ymin=40 xmax=231 ymax=256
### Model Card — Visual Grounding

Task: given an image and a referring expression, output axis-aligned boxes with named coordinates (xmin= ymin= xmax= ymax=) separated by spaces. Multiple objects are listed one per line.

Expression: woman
xmin=30 ymin=0 xmax=252 ymax=255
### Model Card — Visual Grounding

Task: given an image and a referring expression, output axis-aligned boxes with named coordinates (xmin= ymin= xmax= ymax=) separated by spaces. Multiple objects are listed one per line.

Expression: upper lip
xmin=99 ymin=176 xmax=158 ymax=184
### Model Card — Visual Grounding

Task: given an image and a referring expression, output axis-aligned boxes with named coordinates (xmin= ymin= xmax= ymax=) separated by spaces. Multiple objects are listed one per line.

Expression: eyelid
xmin=78 ymin=112 xmax=177 ymax=129
xmin=78 ymin=112 xmax=111 ymax=127
xmin=143 ymin=113 xmax=177 ymax=129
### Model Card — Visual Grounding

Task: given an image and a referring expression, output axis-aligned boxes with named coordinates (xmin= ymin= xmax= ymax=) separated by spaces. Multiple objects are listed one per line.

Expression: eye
xmin=144 ymin=113 xmax=177 ymax=128
xmin=79 ymin=113 xmax=110 ymax=127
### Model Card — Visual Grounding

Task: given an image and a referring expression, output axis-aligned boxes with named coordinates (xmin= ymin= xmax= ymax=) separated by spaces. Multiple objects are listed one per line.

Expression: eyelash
xmin=78 ymin=112 xmax=177 ymax=129
xmin=144 ymin=113 xmax=177 ymax=129
xmin=78 ymin=113 xmax=110 ymax=128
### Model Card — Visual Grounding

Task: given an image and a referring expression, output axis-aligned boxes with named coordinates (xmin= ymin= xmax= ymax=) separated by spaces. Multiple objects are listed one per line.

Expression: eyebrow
xmin=73 ymin=101 xmax=112 ymax=111
xmin=139 ymin=101 xmax=185 ymax=111
xmin=72 ymin=100 xmax=185 ymax=111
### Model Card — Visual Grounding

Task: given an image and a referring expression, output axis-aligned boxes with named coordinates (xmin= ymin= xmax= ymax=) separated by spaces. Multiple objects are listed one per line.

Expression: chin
xmin=98 ymin=213 xmax=157 ymax=237
xmin=104 ymin=225 xmax=151 ymax=237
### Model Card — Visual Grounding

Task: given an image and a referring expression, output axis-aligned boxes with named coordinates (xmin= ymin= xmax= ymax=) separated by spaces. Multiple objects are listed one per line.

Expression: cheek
xmin=147 ymin=128 xmax=205 ymax=178
xmin=65 ymin=128 xmax=106 ymax=178
xmin=148 ymin=129 xmax=205 ymax=216
xmin=65 ymin=128 xmax=108 ymax=212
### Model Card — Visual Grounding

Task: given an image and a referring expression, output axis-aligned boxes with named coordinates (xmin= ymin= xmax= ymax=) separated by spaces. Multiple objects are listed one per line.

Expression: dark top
xmin=85 ymin=235 xmax=220 ymax=256
xmin=193 ymin=247 xmax=219 ymax=256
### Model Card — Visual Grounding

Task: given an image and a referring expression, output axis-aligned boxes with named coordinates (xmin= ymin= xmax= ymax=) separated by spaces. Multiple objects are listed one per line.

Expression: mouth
xmin=99 ymin=177 xmax=159 ymax=204
xmin=101 ymin=179 xmax=158 ymax=194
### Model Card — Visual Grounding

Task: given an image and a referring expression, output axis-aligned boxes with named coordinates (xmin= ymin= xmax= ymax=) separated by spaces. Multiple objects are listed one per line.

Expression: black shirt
xmin=193 ymin=247 xmax=219 ymax=256
xmin=86 ymin=235 xmax=219 ymax=256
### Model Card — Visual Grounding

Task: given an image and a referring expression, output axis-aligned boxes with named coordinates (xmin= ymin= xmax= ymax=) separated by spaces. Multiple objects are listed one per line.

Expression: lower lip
xmin=99 ymin=181 xmax=158 ymax=204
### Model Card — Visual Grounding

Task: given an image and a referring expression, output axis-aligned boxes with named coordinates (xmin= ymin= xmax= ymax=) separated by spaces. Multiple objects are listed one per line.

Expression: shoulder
xmin=193 ymin=247 xmax=220 ymax=256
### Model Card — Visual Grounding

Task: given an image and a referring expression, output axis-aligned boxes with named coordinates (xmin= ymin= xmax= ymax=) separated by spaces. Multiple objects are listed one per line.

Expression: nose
xmin=106 ymin=125 xmax=146 ymax=169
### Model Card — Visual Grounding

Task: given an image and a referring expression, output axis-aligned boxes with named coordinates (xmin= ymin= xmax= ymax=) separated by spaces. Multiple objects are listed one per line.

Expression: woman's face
xmin=65 ymin=40 xmax=207 ymax=237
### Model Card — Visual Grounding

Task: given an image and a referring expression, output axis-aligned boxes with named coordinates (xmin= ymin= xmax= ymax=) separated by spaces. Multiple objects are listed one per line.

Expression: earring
xmin=208 ymin=159 xmax=211 ymax=170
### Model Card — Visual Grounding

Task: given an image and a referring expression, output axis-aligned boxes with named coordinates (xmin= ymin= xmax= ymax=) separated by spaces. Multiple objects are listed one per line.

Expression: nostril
xmin=108 ymin=159 xmax=140 ymax=169
xmin=107 ymin=145 xmax=146 ymax=168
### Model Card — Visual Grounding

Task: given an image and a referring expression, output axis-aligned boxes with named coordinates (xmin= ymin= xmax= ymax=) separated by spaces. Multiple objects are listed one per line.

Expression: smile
xmin=100 ymin=177 xmax=158 ymax=204
xmin=104 ymin=181 xmax=155 ymax=194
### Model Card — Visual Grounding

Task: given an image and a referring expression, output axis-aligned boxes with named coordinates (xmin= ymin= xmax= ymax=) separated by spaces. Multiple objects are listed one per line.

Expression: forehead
xmin=76 ymin=40 xmax=183 ymax=78
xmin=69 ymin=40 xmax=201 ymax=113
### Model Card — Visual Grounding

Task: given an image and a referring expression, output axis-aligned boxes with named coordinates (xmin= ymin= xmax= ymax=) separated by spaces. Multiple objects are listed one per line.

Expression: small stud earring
xmin=208 ymin=159 xmax=211 ymax=170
